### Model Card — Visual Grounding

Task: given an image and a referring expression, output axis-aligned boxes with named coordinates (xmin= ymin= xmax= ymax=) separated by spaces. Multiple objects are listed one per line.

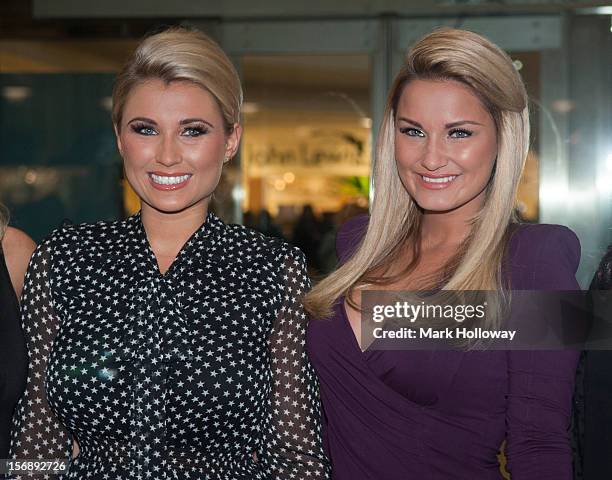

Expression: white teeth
xmin=422 ymin=175 xmax=457 ymax=184
xmin=150 ymin=174 xmax=191 ymax=185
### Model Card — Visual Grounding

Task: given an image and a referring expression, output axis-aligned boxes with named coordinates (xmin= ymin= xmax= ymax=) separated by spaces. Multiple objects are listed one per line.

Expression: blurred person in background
xmin=292 ymin=204 xmax=322 ymax=271
xmin=0 ymin=205 xmax=35 ymax=460
xmin=305 ymin=28 xmax=580 ymax=479
xmin=9 ymin=27 xmax=329 ymax=480
xmin=242 ymin=209 xmax=256 ymax=229
xmin=572 ymin=246 xmax=612 ymax=479
xmin=255 ymin=209 xmax=284 ymax=239
xmin=316 ymin=206 xmax=369 ymax=275
xmin=315 ymin=211 xmax=338 ymax=275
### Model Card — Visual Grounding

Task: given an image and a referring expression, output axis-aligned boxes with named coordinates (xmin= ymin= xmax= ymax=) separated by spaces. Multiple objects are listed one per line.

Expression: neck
xmin=419 ymin=197 xmax=484 ymax=251
xmin=420 ymin=211 xmax=471 ymax=251
xmin=141 ymin=202 xmax=209 ymax=258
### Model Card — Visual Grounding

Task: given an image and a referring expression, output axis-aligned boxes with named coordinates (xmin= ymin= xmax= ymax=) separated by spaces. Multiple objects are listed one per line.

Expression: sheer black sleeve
xmin=9 ymin=233 xmax=72 ymax=478
xmin=259 ymin=244 xmax=331 ymax=479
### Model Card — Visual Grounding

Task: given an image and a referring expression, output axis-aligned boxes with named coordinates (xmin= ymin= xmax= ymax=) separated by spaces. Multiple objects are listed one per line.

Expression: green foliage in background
xmin=339 ymin=176 xmax=370 ymax=197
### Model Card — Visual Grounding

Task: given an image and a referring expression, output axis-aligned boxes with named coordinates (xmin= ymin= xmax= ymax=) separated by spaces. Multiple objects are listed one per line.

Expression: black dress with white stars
xmin=9 ymin=212 xmax=330 ymax=480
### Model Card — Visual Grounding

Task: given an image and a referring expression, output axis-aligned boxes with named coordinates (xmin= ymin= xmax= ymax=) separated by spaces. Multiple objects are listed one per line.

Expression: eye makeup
xmin=126 ymin=120 xmax=211 ymax=138
xmin=130 ymin=122 xmax=157 ymax=136
xmin=180 ymin=124 xmax=210 ymax=137
xmin=448 ymin=128 xmax=473 ymax=138
xmin=399 ymin=127 xmax=425 ymax=137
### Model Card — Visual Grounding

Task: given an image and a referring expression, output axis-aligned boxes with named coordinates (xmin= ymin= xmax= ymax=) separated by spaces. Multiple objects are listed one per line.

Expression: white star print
xmin=9 ymin=212 xmax=330 ymax=479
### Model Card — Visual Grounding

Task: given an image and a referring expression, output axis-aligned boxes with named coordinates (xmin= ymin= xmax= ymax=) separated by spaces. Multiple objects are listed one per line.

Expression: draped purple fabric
xmin=307 ymin=215 xmax=581 ymax=479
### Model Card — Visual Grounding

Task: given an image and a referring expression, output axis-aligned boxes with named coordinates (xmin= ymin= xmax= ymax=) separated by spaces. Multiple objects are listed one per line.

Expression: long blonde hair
xmin=305 ymin=28 xmax=529 ymax=327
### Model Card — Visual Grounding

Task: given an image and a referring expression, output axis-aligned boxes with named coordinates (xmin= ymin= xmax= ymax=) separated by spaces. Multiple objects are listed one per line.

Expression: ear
xmin=224 ymin=123 xmax=242 ymax=162
xmin=114 ymin=124 xmax=124 ymax=157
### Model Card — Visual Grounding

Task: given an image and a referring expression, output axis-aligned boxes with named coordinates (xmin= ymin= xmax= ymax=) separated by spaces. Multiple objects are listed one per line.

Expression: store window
xmin=240 ymin=54 xmax=372 ymax=273
xmin=1 ymin=14 xmax=610 ymax=286
xmin=0 ymin=39 xmax=137 ymax=240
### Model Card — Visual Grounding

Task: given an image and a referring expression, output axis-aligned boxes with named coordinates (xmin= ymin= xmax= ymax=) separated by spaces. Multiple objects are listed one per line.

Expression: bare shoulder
xmin=3 ymin=226 xmax=37 ymax=258
xmin=2 ymin=226 xmax=37 ymax=298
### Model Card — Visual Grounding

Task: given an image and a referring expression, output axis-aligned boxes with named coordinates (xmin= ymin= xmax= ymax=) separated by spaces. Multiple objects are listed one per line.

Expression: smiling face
xmin=115 ymin=79 xmax=240 ymax=217
xmin=394 ymin=79 xmax=498 ymax=218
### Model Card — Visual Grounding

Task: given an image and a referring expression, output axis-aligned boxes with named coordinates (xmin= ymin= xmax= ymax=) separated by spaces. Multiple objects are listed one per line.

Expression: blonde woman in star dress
xmin=8 ymin=27 xmax=330 ymax=480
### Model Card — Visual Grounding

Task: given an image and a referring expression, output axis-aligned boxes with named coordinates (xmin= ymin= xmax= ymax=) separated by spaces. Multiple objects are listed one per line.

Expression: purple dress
xmin=307 ymin=216 xmax=581 ymax=479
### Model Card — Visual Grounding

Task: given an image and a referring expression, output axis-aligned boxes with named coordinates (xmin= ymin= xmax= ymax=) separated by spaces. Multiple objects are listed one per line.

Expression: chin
xmin=145 ymin=199 xmax=194 ymax=214
xmin=412 ymin=196 xmax=460 ymax=214
xmin=147 ymin=192 xmax=213 ymax=215
xmin=421 ymin=205 xmax=460 ymax=214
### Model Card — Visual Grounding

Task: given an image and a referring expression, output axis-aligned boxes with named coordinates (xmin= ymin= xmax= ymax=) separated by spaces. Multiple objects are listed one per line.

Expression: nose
xmin=420 ymin=138 xmax=449 ymax=172
xmin=156 ymin=135 xmax=182 ymax=167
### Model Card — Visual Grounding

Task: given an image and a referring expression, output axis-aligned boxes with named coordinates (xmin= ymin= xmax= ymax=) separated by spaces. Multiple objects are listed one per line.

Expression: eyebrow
xmin=180 ymin=118 xmax=215 ymax=129
xmin=127 ymin=117 xmax=215 ymax=129
xmin=397 ymin=117 xmax=484 ymax=129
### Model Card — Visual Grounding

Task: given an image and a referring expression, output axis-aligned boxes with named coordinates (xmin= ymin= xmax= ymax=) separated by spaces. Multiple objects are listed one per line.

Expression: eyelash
xmin=400 ymin=127 xmax=424 ymax=137
xmin=182 ymin=126 xmax=209 ymax=137
xmin=448 ymin=128 xmax=473 ymax=138
xmin=129 ymin=123 xmax=209 ymax=137
xmin=399 ymin=127 xmax=473 ymax=138
xmin=130 ymin=123 xmax=157 ymax=136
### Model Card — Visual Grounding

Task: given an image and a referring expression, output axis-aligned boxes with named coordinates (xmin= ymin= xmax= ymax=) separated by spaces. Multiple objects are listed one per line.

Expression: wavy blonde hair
xmin=112 ymin=26 xmax=242 ymax=134
xmin=305 ymin=28 xmax=529 ymax=328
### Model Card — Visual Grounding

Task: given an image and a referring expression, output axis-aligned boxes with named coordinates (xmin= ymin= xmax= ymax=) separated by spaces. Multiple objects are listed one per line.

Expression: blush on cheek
xmin=124 ymin=139 xmax=157 ymax=164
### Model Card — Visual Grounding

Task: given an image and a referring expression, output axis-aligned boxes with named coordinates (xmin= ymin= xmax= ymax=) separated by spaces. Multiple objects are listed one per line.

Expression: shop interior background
xmin=1 ymin=0 xmax=611 ymax=287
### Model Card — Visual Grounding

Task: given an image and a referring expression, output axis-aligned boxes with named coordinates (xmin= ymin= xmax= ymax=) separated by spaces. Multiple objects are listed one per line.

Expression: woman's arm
xmin=2 ymin=226 xmax=36 ymax=299
xmin=505 ymin=225 xmax=581 ymax=479
xmin=259 ymin=243 xmax=331 ymax=479
xmin=9 ymin=233 xmax=73 ymax=479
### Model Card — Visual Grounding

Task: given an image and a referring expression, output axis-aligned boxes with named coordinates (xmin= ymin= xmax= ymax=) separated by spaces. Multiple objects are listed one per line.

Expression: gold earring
xmin=223 ymin=155 xmax=230 ymax=163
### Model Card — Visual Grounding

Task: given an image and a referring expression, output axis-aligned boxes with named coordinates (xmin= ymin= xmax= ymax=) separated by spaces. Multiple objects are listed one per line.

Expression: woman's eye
xmin=130 ymin=124 xmax=157 ymax=136
xmin=182 ymin=127 xmax=208 ymax=137
xmin=449 ymin=128 xmax=472 ymax=138
xmin=400 ymin=127 xmax=424 ymax=137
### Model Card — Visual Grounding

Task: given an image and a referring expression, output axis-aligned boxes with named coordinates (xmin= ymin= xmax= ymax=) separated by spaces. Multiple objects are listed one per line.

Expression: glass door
xmin=218 ymin=19 xmax=382 ymax=274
